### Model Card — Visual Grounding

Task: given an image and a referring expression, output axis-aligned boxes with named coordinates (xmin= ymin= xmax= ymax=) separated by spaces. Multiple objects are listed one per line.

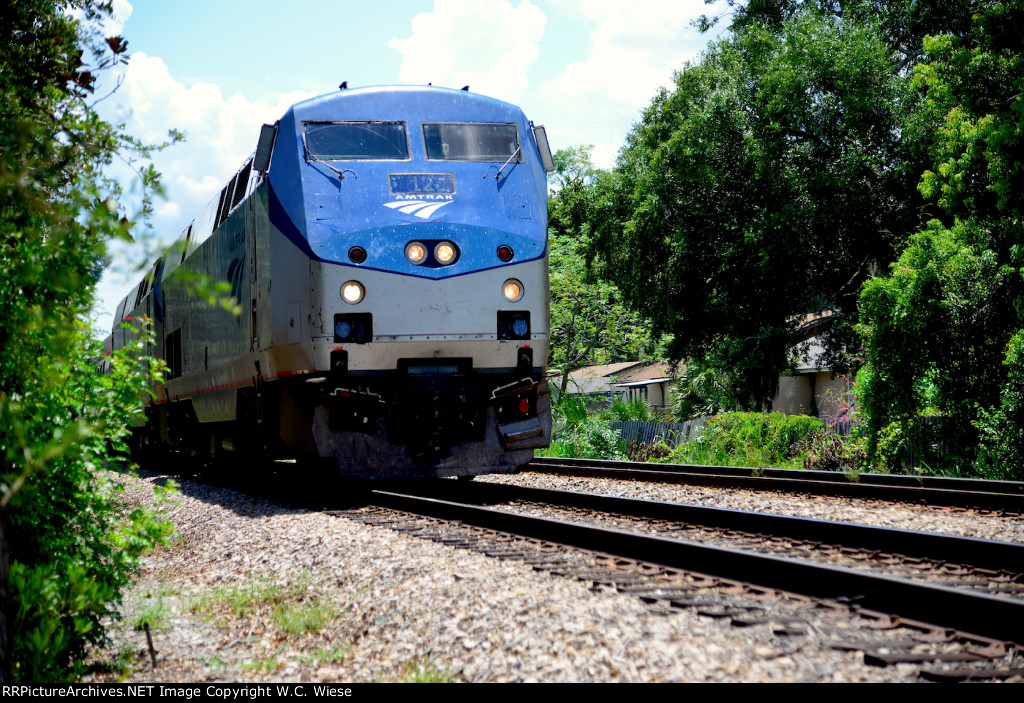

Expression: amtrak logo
xmin=383 ymin=196 xmax=454 ymax=219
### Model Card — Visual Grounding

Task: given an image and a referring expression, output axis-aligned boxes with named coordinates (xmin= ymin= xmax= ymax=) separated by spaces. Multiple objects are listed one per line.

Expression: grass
xmin=219 ymin=579 xmax=284 ymax=619
xmin=241 ymin=657 xmax=282 ymax=674
xmin=297 ymin=645 xmax=352 ymax=667
xmin=272 ymin=600 xmax=334 ymax=636
xmin=391 ymin=657 xmax=460 ymax=683
xmin=112 ymin=645 xmax=138 ymax=681
xmin=200 ymin=656 xmax=227 ymax=673
xmin=190 ymin=573 xmax=338 ymax=636
xmin=132 ymin=597 xmax=172 ymax=631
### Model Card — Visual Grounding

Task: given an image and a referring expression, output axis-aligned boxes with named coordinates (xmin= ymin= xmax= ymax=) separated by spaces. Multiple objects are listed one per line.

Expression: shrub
xmin=544 ymin=417 xmax=625 ymax=460
xmin=603 ymin=397 xmax=658 ymax=423
xmin=669 ymin=412 xmax=827 ymax=469
xmin=1 ymin=1 xmax=178 ymax=681
xmin=2 ymin=332 xmax=175 ymax=682
xmin=626 ymin=441 xmax=672 ymax=462
xmin=798 ymin=432 xmax=867 ymax=473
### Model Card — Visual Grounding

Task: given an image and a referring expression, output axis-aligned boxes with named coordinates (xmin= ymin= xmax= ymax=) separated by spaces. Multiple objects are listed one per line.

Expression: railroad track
xmin=528 ymin=457 xmax=1024 ymax=514
xmin=332 ymin=480 xmax=1024 ymax=681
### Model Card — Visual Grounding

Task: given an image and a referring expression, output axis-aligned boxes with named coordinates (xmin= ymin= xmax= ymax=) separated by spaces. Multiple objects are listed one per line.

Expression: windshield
xmin=303 ymin=121 xmax=409 ymax=160
xmin=422 ymin=123 xmax=521 ymax=162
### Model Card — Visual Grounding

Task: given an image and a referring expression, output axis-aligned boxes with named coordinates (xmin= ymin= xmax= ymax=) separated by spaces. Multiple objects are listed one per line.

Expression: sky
xmin=91 ymin=0 xmax=727 ymax=335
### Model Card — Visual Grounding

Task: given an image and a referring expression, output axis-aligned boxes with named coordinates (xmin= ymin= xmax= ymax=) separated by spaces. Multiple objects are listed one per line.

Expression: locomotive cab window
xmin=303 ymin=121 xmax=410 ymax=160
xmin=422 ymin=122 xmax=521 ymax=162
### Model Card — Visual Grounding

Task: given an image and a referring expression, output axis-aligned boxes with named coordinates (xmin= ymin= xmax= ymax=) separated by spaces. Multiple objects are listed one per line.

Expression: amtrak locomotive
xmin=112 ymin=85 xmax=554 ymax=478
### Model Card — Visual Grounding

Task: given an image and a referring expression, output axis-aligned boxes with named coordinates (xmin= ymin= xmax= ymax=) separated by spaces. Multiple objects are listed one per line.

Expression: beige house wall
xmin=773 ymin=375 xmax=814 ymax=415
xmin=772 ymin=373 xmax=852 ymax=418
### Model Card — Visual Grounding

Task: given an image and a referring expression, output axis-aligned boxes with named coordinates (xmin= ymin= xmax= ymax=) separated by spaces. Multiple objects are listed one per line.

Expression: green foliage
xmin=858 ymin=1 xmax=1024 ymax=478
xmin=1 ymin=337 xmax=175 ymax=682
xmin=549 ymin=390 xmax=592 ymax=431
xmin=548 ymin=230 xmax=655 ymax=390
xmin=543 ymin=418 xmax=626 ymax=461
xmin=602 ymin=397 xmax=659 ymax=424
xmin=670 ymin=412 xmax=826 ymax=469
xmin=1 ymin=1 xmax=178 ymax=681
xmin=670 ymin=362 xmax=733 ymax=421
xmin=586 ymin=5 xmax=929 ymax=409
xmin=541 ymin=390 xmax=629 ymax=460
xmin=547 ymin=147 xmax=662 ymax=388
xmin=974 ymin=331 xmax=1024 ymax=477
xmin=548 ymin=144 xmax=603 ymax=241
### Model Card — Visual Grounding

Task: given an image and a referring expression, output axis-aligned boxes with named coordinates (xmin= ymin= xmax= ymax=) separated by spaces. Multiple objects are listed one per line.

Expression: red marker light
xmin=518 ymin=398 xmax=530 ymax=414
xmin=349 ymin=246 xmax=367 ymax=263
xmin=496 ymin=245 xmax=514 ymax=262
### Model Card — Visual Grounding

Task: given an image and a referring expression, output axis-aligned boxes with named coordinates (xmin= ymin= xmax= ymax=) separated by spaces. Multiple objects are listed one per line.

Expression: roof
xmin=792 ymin=309 xmax=841 ymax=341
xmin=615 ymin=361 xmax=676 ymax=384
xmin=566 ymin=361 xmax=643 ymax=379
xmin=556 ymin=361 xmax=645 ymax=395
xmin=563 ymin=376 xmax=619 ymax=395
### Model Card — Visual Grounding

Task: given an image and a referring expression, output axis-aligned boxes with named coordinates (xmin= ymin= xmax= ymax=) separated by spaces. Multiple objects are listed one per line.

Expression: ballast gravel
xmin=477 ymin=471 xmax=1024 ymax=545
xmin=88 ymin=468 xmax=1021 ymax=683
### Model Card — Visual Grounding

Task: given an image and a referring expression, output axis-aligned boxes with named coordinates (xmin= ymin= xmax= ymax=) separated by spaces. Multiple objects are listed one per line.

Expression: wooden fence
xmin=610 ymin=418 xmax=711 ymax=448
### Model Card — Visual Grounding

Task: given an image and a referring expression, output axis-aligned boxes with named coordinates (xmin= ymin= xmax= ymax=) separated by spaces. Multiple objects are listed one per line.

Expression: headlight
xmin=341 ymin=281 xmax=365 ymax=304
xmin=503 ymin=279 xmax=524 ymax=302
xmin=405 ymin=241 xmax=427 ymax=265
xmin=434 ymin=241 xmax=458 ymax=265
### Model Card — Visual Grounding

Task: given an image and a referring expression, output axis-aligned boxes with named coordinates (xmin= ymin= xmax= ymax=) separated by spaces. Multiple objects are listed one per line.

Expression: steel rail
xmin=409 ymin=481 xmax=1024 ymax=574
xmin=529 ymin=457 xmax=1024 ymax=512
xmin=369 ymin=489 xmax=1024 ymax=644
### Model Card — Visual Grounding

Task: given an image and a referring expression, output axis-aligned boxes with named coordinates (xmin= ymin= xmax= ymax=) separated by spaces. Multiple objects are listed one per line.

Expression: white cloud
xmin=108 ymin=0 xmax=133 ymax=35
xmin=154 ymin=201 xmax=180 ymax=219
xmin=66 ymin=0 xmax=133 ymax=37
xmin=93 ymin=52 xmax=317 ymax=334
xmin=109 ymin=52 xmax=315 ymax=231
xmin=177 ymin=174 xmax=222 ymax=200
xmin=388 ymin=0 xmax=547 ymax=103
xmin=533 ymin=0 xmax=723 ymax=167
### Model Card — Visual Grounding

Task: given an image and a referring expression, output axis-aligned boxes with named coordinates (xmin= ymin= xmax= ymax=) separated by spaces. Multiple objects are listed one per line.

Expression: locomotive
xmin=111 ymin=85 xmax=554 ymax=479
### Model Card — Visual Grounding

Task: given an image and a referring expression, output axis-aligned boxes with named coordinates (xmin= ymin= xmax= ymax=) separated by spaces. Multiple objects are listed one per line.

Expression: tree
xmin=587 ymin=5 xmax=929 ymax=410
xmin=548 ymin=231 xmax=656 ymax=394
xmin=548 ymin=144 xmax=602 ymax=240
xmin=546 ymin=148 xmax=659 ymax=394
xmin=1 ymin=1 xmax=173 ymax=681
xmin=858 ymin=1 xmax=1024 ymax=477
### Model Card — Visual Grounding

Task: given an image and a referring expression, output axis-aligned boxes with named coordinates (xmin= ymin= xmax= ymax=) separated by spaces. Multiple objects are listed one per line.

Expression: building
xmin=556 ymin=361 xmax=645 ymax=402
xmin=612 ymin=361 xmax=676 ymax=412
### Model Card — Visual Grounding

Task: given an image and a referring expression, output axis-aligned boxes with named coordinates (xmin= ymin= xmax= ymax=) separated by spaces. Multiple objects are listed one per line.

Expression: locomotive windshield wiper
xmin=486 ymin=145 xmax=521 ymax=180
xmin=303 ymin=144 xmax=356 ymax=181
